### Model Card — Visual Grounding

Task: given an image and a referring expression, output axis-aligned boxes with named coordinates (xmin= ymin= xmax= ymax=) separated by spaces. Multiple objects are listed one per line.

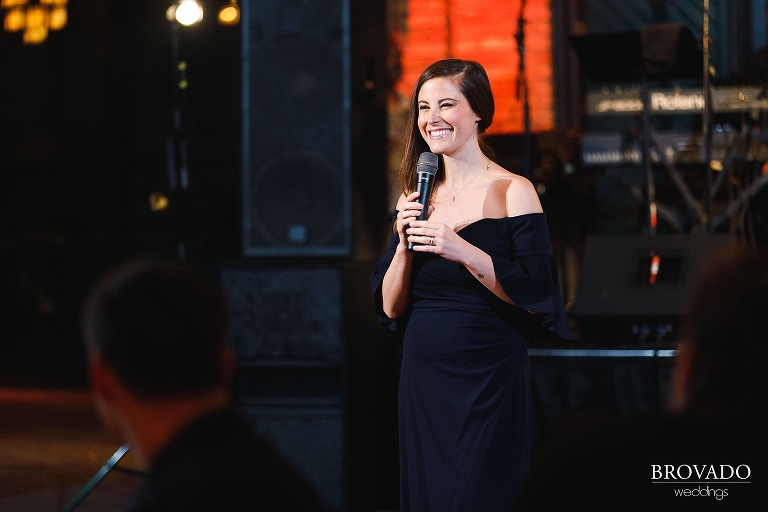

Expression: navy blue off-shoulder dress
xmin=370 ymin=212 xmax=572 ymax=512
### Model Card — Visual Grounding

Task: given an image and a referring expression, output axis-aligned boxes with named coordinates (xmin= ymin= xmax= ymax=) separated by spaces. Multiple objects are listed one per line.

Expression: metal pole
xmin=515 ymin=0 xmax=532 ymax=180
xmin=168 ymin=21 xmax=189 ymax=262
xmin=702 ymin=0 xmax=713 ymax=231
xmin=60 ymin=444 xmax=136 ymax=512
xmin=640 ymin=81 xmax=657 ymax=235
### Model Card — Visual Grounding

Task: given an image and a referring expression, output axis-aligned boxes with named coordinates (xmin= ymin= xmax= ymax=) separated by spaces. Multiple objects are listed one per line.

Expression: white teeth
xmin=431 ymin=129 xmax=451 ymax=138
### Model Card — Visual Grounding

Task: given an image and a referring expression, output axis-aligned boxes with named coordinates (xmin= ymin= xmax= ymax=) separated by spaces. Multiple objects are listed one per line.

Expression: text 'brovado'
xmin=651 ymin=464 xmax=751 ymax=481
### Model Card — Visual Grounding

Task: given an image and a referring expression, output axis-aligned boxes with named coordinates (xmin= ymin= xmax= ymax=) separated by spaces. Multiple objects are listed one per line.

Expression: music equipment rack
xmin=585 ymin=85 xmax=768 ymax=116
xmin=571 ymin=23 xmax=768 ymax=234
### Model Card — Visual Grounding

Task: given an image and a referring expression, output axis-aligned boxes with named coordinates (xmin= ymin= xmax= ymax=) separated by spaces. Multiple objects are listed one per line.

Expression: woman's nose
xmin=427 ymin=110 xmax=441 ymax=123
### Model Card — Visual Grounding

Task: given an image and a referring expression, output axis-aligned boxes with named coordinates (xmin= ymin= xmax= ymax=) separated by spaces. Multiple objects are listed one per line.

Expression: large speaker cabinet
xmin=572 ymin=232 xmax=736 ymax=343
xmin=220 ymin=265 xmax=344 ymax=510
xmin=241 ymin=0 xmax=351 ymax=257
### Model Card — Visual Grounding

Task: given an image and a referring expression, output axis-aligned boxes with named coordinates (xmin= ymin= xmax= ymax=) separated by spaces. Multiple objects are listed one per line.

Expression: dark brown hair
xmin=81 ymin=258 xmax=231 ymax=399
xmin=398 ymin=59 xmax=496 ymax=194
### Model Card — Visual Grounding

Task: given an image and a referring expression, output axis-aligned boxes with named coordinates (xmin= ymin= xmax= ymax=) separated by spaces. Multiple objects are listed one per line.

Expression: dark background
xmin=2 ymin=1 xmax=767 ymax=511
xmin=3 ymin=0 xmax=765 ymax=385
xmin=1 ymin=1 xmax=239 ymax=383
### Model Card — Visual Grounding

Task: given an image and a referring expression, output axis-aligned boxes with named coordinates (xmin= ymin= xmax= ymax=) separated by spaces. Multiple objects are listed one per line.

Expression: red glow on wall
xmin=392 ymin=0 xmax=554 ymax=135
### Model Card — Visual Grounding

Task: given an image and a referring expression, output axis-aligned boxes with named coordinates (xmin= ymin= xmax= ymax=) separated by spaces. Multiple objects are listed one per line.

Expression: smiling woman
xmin=371 ymin=58 xmax=572 ymax=512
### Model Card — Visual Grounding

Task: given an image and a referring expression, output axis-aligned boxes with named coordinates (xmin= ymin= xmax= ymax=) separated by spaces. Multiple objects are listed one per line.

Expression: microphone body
xmin=407 ymin=152 xmax=438 ymax=251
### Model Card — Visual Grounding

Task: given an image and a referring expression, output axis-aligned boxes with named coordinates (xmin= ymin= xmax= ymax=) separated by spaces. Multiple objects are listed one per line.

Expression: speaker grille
xmin=242 ymin=0 xmax=351 ymax=257
xmin=249 ymin=151 xmax=345 ymax=249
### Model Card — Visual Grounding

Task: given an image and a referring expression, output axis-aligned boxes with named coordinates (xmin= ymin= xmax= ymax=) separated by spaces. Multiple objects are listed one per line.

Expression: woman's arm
xmin=464 ymin=176 xmax=543 ymax=303
xmin=380 ymin=192 xmax=424 ymax=318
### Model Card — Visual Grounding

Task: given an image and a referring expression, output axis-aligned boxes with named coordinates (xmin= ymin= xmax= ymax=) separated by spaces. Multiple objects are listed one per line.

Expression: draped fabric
xmin=370 ymin=212 xmax=572 ymax=512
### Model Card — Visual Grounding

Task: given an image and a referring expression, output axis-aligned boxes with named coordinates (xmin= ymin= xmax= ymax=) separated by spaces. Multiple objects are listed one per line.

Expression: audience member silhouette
xmin=80 ymin=258 xmax=330 ymax=512
xmin=515 ymin=244 xmax=764 ymax=509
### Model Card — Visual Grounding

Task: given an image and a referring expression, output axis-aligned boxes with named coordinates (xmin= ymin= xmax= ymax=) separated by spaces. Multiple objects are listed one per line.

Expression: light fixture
xmin=166 ymin=0 xmax=203 ymax=26
xmin=217 ymin=0 xmax=239 ymax=26
xmin=149 ymin=192 xmax=170 ymax=212
xmin=1 ymin=0 xmax=68 ymax=44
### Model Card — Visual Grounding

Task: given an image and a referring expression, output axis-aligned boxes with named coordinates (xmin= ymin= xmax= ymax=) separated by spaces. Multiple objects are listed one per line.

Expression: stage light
xmin=217 ymin=0 xmax=239 ymax=26
xmin=4 ymin=7 xmax=24 ymax=32
xmin=149 ymin=192 xmax=170 ymax=212
xmin=1 ymin=0 xmax=68 ymax=44
xmin=48 ymin=4 xmax=65 ymax=30
xmin=166 ymin=0 xmax=203 ymax=26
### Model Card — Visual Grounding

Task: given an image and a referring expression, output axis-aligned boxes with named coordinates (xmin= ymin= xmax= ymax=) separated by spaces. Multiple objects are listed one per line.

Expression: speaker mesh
xmin=242 ymin=0 xmax=350 ymax=257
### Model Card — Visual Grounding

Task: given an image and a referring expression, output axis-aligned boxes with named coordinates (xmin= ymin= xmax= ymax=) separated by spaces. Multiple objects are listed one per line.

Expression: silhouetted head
xmin=81 ymin=258 xmax=231 ymax=399
xmin=671 ymin=244 xmax=768 ymax=419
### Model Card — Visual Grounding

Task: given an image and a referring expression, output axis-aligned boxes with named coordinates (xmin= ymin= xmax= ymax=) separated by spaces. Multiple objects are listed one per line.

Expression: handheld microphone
xmin=407 ymin=152 xmax=439 ymax=251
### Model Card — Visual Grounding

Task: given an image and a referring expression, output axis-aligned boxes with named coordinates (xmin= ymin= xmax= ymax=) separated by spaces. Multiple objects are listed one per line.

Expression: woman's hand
xmin=407 ymin=219 xmax=509 ymax=302
xmin=395 ymin=191 xmax=431 ymax=246
xmin=406 ymin=219 xmax=468 ymax=262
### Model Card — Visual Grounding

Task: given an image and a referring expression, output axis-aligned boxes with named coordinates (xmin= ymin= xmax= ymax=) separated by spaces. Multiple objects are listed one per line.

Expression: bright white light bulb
xmin=174 ymin=0 xmax=203 ymax=26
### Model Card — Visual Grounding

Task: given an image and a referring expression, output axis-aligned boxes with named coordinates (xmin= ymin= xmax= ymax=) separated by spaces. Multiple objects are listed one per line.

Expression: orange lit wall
xmin=392 ymin=0 xmax=554 ymax=134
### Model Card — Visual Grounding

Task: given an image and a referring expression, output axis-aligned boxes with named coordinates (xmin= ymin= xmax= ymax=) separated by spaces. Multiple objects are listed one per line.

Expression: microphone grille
xmin=417 ymin=152 xmax=438 ymax=175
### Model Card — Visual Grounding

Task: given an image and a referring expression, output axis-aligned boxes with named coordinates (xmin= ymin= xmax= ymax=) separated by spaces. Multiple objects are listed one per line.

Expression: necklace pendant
xmin=451 ymin=196 xmax=455 ymax=202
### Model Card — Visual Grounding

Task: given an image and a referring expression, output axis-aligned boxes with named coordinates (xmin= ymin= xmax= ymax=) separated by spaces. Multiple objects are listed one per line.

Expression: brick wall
xmin=392 ymin=0 xmax=554 ymax=134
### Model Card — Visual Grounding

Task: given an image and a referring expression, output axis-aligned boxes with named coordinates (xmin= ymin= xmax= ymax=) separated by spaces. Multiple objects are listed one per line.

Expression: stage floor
xmin=0 ymin=387 xmax=141 ymax=512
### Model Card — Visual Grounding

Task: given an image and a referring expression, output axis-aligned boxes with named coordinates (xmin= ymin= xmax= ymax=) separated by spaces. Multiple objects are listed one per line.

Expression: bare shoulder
xmin=485 ymin=169 xmax=542 ymax=217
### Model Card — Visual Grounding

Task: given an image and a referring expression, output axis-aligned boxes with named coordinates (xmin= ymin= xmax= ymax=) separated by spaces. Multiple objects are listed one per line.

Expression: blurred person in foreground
xmin=515 ymin=244 xmax=765 ymax=509
xmin=81 ymin=258 xmax=329 ymax=512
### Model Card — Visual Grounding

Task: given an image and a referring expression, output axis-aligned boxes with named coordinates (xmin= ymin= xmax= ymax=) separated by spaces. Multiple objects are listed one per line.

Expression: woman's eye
xmin=440 ymin=102 xmax=454 ymax=109
xmin=418 ymin=105 xmax=429 ymax=111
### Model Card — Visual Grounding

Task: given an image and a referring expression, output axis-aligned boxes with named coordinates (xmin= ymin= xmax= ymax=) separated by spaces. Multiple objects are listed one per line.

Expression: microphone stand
xmin=168 ymin=21 xmax=189 ymax=263
xmin=60 ymin=444 xmax=142 ymax=512
xmin=701 ymin=0 xmax=713 ymax=231
xmin=515 ymin=0 xmax=532 ymax=180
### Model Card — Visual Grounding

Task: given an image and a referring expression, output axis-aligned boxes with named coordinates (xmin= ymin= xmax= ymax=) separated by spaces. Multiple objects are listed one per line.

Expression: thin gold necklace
xmin=446 ymin=160 xmax=490 ymax=202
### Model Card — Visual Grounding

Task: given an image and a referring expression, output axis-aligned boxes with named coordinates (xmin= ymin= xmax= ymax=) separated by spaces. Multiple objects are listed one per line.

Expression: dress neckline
xmin=453 ymin=212 xmax=543 ymax=233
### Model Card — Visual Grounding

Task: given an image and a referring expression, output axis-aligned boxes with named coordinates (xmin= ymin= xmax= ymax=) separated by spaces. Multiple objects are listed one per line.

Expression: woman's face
xmin=417 ymin=76 xmax=480 ymax=156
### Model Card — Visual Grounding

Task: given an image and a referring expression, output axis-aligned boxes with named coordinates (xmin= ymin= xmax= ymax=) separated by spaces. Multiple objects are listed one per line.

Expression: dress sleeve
xmin=490 ymin=214 xmax=573 ymax=341
xmin=369 ymin=213 xmax=402 ymax=333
